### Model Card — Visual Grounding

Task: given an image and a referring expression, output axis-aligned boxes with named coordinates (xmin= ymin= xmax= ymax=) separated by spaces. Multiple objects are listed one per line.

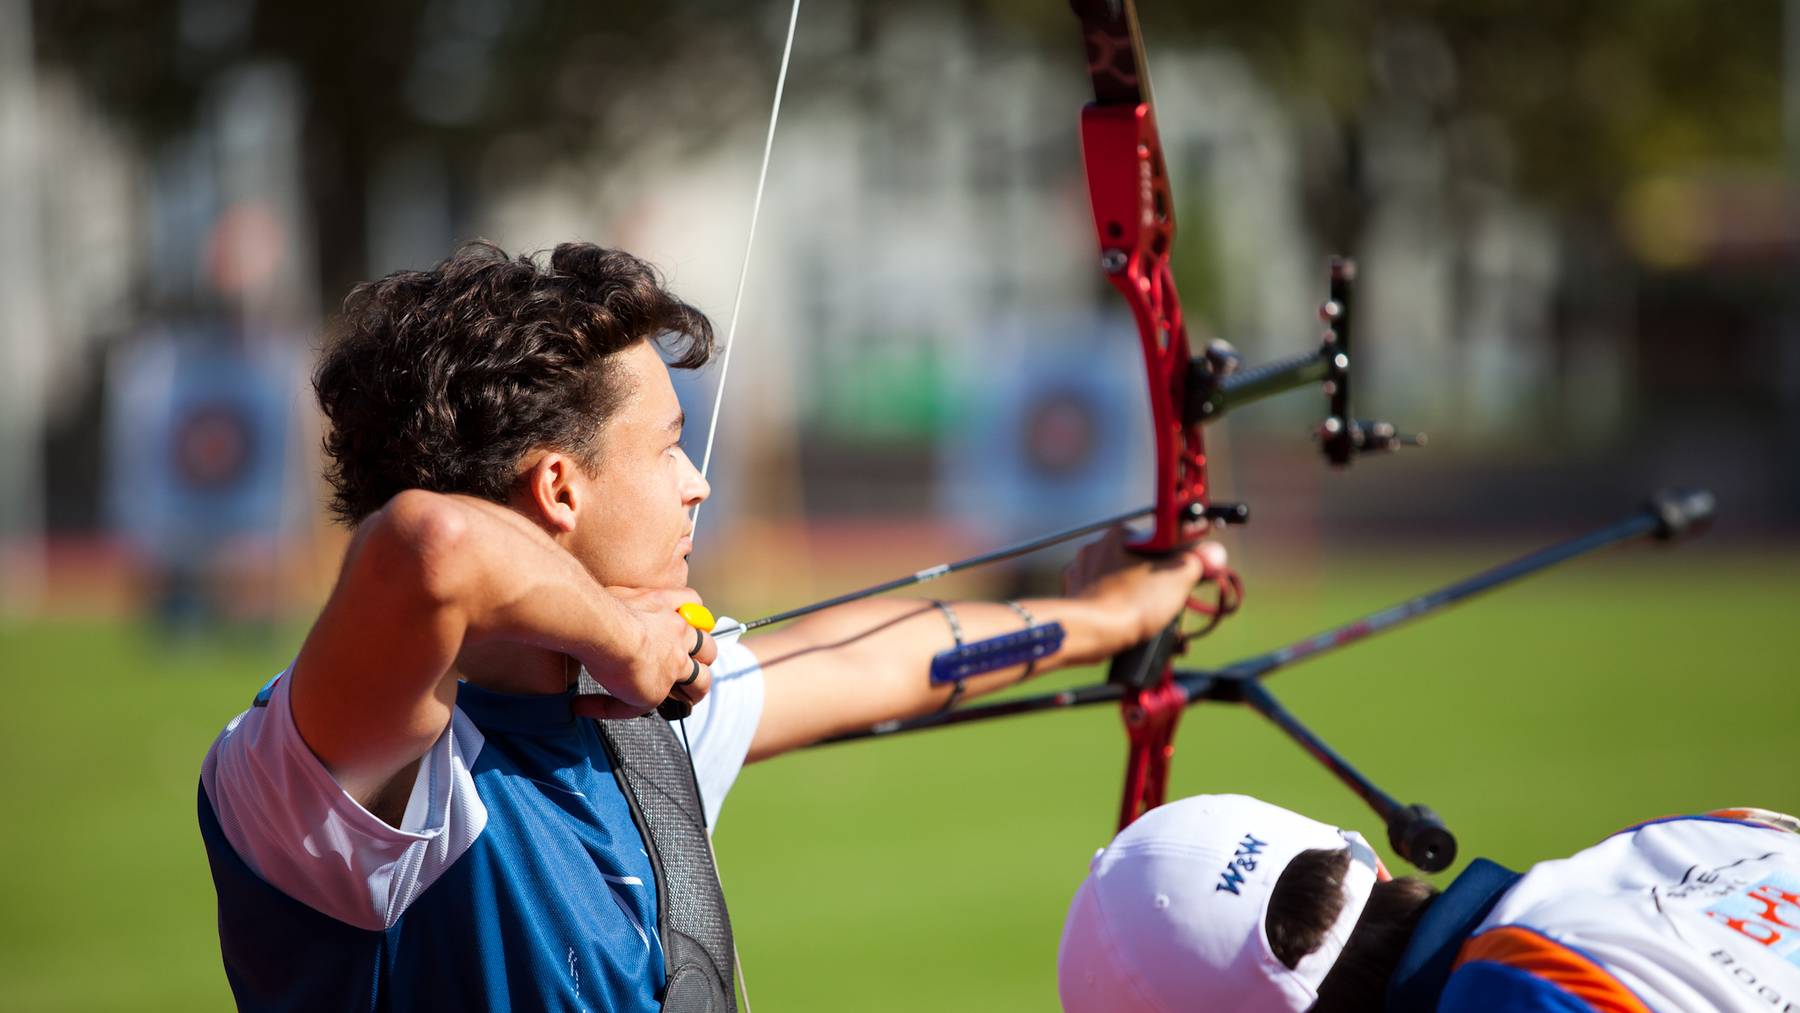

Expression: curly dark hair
xmin=314 ymin=241 xmax=715 ymax=524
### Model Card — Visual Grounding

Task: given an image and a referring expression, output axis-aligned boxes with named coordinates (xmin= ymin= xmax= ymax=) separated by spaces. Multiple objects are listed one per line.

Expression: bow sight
xmin=1191 ymin=259 xmax=1424 ymax=469
xmin=1150 ymin=258 xmax=1428 ymax=534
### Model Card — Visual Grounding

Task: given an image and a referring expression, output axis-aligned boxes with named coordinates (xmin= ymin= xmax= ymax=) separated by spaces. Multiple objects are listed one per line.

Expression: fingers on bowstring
xmin=570 ymin=659 xmax=712 ymax=720
xmin=689 ymin=629 xmax=719 ymax=667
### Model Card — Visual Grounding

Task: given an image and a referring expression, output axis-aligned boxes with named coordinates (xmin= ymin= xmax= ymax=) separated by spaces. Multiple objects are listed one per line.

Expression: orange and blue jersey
xmin=1390 ymin=809 xmax=1800 ymax=1012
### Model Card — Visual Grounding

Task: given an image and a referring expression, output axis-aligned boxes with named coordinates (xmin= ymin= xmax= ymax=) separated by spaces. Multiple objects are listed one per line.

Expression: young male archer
xmin=197 ymin=241 xmax=1218 ymax=1011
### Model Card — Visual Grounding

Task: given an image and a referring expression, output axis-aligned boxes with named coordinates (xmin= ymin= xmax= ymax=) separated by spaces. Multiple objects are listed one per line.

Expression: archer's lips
xmin=677 ymin=536 xmax=694 ymax=558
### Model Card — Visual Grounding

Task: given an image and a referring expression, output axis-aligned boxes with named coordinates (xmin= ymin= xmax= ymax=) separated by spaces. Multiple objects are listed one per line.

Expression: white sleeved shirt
xmin=200 ymin=627 xmax=765 ymax=932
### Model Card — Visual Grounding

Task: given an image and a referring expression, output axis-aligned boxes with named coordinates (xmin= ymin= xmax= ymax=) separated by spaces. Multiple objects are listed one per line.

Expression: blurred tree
xmin=31 ymin=0 xmax=1787 ymax=302
xmin=33 ymin=0 xmax=792 ymax=301
xmin=977 ymin=0 xmax=1783 ymax=247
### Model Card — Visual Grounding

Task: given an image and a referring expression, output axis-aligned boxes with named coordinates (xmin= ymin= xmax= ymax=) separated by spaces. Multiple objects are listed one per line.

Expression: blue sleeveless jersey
xmin=198 ymin=682 xmax=665 ymax=1012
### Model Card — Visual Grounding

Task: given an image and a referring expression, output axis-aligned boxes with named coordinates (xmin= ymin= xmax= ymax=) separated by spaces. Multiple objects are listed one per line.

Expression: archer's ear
xmin=517 ymin=452 xmax=582 ymax=535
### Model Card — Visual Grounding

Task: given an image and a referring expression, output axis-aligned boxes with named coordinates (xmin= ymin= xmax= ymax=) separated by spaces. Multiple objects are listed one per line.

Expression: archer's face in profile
xmin=560 ymin=339 xmax=710 ymax=590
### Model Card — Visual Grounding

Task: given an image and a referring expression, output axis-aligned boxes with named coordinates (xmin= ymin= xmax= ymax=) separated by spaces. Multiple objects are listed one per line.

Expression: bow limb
xmin=1071 ymin=0 xmax=1223 ymax=831
xmin=1074 ymin=0 xmax=1209 ymax=556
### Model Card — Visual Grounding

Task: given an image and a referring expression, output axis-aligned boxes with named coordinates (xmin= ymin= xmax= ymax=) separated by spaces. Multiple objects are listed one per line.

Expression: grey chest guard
xmin=597 ymin=714 xmax=738 ymax=1013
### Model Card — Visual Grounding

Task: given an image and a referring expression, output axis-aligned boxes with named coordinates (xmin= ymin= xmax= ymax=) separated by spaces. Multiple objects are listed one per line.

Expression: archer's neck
xmin=453 ymin=642 xmax=571 ymax=696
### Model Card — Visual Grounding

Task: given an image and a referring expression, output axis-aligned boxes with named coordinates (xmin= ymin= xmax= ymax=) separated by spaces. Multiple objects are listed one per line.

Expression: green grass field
xmin=2 ymin=544 xmax=1796 ymax=1011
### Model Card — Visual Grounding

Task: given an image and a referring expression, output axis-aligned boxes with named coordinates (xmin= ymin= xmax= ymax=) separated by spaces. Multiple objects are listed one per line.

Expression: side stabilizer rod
xmin=1237 ymin=680 xmax=1456 ymax=872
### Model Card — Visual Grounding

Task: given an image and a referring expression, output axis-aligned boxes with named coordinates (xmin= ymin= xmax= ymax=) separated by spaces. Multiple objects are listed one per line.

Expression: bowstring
xmin=685 ymin=6 xmax=802 ymax=1011
xmin=689 ymin=0 xmax=803 ymax=541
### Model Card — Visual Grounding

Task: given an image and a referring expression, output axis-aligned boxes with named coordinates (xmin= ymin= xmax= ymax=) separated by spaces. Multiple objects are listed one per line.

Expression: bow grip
xmin=1107 ymin=620 xmax=1182 ymax=690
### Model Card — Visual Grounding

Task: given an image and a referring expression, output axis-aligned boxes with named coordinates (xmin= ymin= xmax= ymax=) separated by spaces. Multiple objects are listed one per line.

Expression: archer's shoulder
xmin=200 ymin=670 xmax=491 ymax=931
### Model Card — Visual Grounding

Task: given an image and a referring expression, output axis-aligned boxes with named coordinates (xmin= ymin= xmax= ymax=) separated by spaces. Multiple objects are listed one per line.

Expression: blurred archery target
xmin=107 ymin=331 xmax=305 ymax=564
xmin=171 ymin=402 xmax=256 ymax=490
xmin=939 ymin=317 xmax=1152 ymax=542
xmin=1022 ymin=388 xmax=1101 ymax=476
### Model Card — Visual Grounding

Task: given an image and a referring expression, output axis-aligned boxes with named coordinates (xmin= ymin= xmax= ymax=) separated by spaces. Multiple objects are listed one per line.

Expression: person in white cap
xmin=1058 ymin=794 xmax=1800 ymax=1012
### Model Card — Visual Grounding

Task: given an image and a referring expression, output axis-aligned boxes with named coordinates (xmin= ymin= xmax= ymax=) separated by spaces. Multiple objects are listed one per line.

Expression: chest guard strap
xmin=598 ymin=715 xmax=737 ymax=1013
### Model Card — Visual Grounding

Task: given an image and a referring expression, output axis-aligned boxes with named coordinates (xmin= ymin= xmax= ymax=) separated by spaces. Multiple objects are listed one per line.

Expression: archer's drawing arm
xmin=289 ymin=491 xmax=713 ymax=810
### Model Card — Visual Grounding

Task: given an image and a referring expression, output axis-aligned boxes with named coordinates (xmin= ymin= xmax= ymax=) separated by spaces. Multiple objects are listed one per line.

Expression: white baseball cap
xmin=1057 ymin=794 xmax=1385 ymax=1012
